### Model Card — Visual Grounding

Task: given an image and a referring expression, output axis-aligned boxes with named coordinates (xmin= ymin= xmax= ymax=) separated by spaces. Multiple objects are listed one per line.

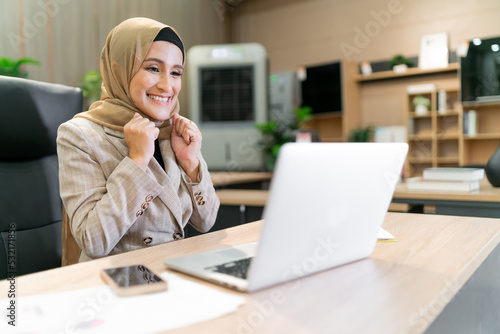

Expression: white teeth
xmin=147 ymin=95 xmax=169 ymax=102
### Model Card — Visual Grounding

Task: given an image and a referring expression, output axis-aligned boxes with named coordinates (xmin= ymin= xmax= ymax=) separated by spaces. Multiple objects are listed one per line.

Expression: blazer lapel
xmin=149 ymin=143 xmax=184 ymax=229
xmin=103 ymin=127 xmax=129 ymax=158
xmin=148 ymin=141 xmax=183 ymax=229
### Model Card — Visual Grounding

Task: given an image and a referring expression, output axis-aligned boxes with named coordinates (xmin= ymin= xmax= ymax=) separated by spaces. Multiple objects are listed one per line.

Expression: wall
xmin=228 ymin=0 xmax=500 ymax=129
xmin=0 ymin=0 xmax=225 ymax=115
xmin=231 ymin=0 xmax=500 ymax=72
xmin=2 ymin=0 xmax=499 ymax=124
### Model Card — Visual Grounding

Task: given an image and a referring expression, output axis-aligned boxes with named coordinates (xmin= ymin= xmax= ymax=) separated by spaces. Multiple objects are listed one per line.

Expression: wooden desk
xmin=393 ymin=179 xmax=500 ymax=218
xmin=1 ymin=213 xmax=500 ymax=333
xmin=216 ymin=189 xmax=268 ymax=207
xmin=210 ymin=172 xmax=272 ymax=188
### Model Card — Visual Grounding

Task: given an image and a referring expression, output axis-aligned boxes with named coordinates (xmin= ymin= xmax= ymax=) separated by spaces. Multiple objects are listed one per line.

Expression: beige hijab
xmin=75 ymin=17 xmax=184 ymax=138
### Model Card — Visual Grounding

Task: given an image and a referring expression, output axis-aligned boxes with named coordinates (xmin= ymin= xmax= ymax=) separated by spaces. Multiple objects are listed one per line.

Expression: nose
xmin=157 ymin=73 xmax=172 ymax=93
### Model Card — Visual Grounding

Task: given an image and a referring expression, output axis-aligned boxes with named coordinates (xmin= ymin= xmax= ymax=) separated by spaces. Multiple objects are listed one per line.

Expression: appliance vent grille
xmin=200 ymin=66 xmax=254 ymax=122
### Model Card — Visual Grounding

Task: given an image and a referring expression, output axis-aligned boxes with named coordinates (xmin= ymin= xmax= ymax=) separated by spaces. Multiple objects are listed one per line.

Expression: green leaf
xmin=0 ymin=57 xmax=40 ymax=77
xmin=255 ymin=121 xmax=276 ymax=135
xmin=81 ymin=70 xmax=102 ymax=103
xmin=255 ymin=105 xmax=313 ymax=170
xmin=389 ymin=54 xmax=412 ymax=68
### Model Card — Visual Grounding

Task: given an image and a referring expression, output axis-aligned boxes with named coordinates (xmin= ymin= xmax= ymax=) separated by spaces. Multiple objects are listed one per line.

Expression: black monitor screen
xmin=461 ymin=36 xmax=500 ymax=103
xmin=301 ymin=62 xmax=342 ymax=114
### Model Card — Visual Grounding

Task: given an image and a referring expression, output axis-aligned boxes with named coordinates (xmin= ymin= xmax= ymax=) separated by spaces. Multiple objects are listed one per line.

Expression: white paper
xmin=0 ymin=272 xmax=245 ymax=333
xmin=419 ymin=32 xmax=449 ymax=70
xmin=378 ymin=228 xmax=396 ymax=240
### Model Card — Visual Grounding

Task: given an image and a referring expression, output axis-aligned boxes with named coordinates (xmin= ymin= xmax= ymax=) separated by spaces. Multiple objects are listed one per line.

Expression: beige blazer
xmin=57 ymin=118 xmax=220 ymax=262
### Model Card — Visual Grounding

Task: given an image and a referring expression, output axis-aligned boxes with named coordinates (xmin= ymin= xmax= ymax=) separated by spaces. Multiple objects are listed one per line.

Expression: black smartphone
xmin=100 ymin=265 xmax=167 ymax=296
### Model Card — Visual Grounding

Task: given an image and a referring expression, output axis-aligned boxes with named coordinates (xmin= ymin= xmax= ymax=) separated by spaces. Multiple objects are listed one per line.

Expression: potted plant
xmin=81 ymin=70 xmax=102 ymax=108
xmin=255 ymin=106 xmax=313 ymax=170
xmin=412 ymin=95 xmax=431 ymax=115
xmin=0 ymin=57 xmax=40 ymax=78
xmin=348 ymin=125 xmax=374 ymax=142
xmin=389 ymin=54 xmax=412 ymax=73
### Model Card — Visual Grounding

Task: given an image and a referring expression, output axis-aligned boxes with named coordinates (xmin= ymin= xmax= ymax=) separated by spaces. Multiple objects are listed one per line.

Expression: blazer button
xmin=198 ymin=200 xmax=206 ymax=206
xmin=173 ymin=232 xmax=183 ymax=240
xmin=141 ymin=202 xmax=149 ymax=210
xmin=143 ymin=236 xmax=153 ymax=245
xmin=136 ymin=209 xmax=144 ymax=217
xmin=194 ymin=191 xmax=202 ymax=197
xmin=195 ymin=195 xmax=203 ymax=201
xmin=145 ymin=194 xmax=154 ymax=202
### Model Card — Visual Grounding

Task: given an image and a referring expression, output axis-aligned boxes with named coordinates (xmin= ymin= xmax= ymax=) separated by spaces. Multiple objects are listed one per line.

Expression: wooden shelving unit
xmin=301 ymin=61 xmax=500 ymax=172
xmin=462 ymin=101 xmax=500 ymax=165
xmin=355 ymin=63 xmax=459 ymax=82
xmin=303 ymin=112 xmax=343 ymax=142
xmin=405 ymin=83 xmax=462 ymax=177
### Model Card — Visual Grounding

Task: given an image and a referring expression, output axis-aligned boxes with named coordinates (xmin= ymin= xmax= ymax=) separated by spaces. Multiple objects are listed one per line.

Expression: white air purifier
xmin=188 ymin=43 xmax=268 ymax=171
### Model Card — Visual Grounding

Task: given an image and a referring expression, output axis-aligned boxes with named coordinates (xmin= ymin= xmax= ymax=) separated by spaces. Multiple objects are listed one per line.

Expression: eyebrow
xmin=143 ymin=58 xmax=184 ymax=71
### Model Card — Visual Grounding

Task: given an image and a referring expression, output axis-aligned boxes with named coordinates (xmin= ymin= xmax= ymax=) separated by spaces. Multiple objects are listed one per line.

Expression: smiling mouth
xmin=147 ymin=94 xmax=170 ymax=103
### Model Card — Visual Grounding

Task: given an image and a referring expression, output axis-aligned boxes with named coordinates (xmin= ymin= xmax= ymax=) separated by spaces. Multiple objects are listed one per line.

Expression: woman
xmin=57 ymin=17 xmax=219 ymax=262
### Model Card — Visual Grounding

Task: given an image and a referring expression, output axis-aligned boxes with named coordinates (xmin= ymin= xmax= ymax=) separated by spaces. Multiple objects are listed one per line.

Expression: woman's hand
xmin=124 ymin=113 xmax=159 ymax=171
xmin=171 ymin=113 xmax=201 ymax=181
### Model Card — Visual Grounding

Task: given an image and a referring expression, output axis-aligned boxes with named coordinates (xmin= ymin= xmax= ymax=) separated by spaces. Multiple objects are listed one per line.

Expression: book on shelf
xmin=406 ymin=83 xmax=436 ymax=94
xmin=407 ymin=177 xmax=480 ymax=192
xmin=422 ymin=167 xmax=485 ymax=181
xmin=463 ymin=110 xmax=478 ymax=136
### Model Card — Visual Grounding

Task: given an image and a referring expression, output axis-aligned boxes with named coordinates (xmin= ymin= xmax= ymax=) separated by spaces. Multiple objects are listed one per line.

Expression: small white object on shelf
xmin=361 ymin=61 xmax=372 ymax=76
xmin=393 ymin=64 xmax=408 ymax=73
xmin=467 ymin=110 xmax=477 ymax=136
xmin=438 ymin=89 xmax=447 ymax=114
xmin=415 ymin=104 xmax=428 ymax=115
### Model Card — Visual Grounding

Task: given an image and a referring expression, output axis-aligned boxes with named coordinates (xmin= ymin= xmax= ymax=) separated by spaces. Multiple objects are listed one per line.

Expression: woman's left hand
xmin=171 ymin=113 xmax=201 ymax=180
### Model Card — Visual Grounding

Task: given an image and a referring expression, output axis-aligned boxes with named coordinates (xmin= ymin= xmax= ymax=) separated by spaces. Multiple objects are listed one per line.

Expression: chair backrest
xmin=0 ymin=75 xmax=82 ymax=278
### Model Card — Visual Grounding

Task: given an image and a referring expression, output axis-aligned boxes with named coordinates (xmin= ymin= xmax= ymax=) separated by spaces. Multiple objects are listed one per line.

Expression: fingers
xmin=126 ymin=113 xmax=158 ymax=139
xmin=172 ymin=115 xmax=200 ymax=144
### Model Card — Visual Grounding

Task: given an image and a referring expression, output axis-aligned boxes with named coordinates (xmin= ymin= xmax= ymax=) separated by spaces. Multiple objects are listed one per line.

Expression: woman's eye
xmin=171 ymin=71 xmax=182 ymax=77
xmin=146 ymin=66 xmax=160 ymax=73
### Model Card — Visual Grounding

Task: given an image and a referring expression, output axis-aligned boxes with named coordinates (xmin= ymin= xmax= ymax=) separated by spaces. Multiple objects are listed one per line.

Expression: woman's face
xmin=129 ymin=41 xmax=183 ymax=121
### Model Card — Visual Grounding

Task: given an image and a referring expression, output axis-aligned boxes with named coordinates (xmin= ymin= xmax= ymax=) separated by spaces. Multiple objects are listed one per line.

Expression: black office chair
xmin=0 ymin=75 xmax=82 ymax=279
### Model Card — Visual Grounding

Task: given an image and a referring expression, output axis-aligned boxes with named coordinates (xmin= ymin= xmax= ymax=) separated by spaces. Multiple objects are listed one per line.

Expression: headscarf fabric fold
xmin=75 ymin=17 xmax=185 ymax=137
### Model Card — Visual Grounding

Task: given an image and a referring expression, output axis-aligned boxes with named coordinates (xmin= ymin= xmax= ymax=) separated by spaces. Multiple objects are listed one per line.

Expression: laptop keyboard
xmin=205 ymin=257 xmax=253 ymax=279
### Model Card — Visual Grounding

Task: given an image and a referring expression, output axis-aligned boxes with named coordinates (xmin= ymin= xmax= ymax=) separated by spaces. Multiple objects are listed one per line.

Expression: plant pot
xmin=415 ymin=105 xmax=428 ymax=116
xmin=291 ymin=130 xmax=320 ymax=143
xmin=392 ymin=64 xmax=408 ymax=73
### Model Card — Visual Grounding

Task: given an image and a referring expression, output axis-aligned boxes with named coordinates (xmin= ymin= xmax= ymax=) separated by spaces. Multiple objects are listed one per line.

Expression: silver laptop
xmin=164 ymin=142 xmax=408 ymax=292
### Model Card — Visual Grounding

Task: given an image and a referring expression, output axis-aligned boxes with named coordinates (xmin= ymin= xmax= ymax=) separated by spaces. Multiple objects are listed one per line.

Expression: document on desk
xmin=378 ymin=227 xmax=397 ymax=242
xmin=0 ymin=272 xmax=245 ymax=333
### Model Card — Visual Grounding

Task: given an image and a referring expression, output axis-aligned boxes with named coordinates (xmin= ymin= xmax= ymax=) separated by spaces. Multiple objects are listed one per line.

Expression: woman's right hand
xmin=124 ymin=113 xmax=159 ymax=171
